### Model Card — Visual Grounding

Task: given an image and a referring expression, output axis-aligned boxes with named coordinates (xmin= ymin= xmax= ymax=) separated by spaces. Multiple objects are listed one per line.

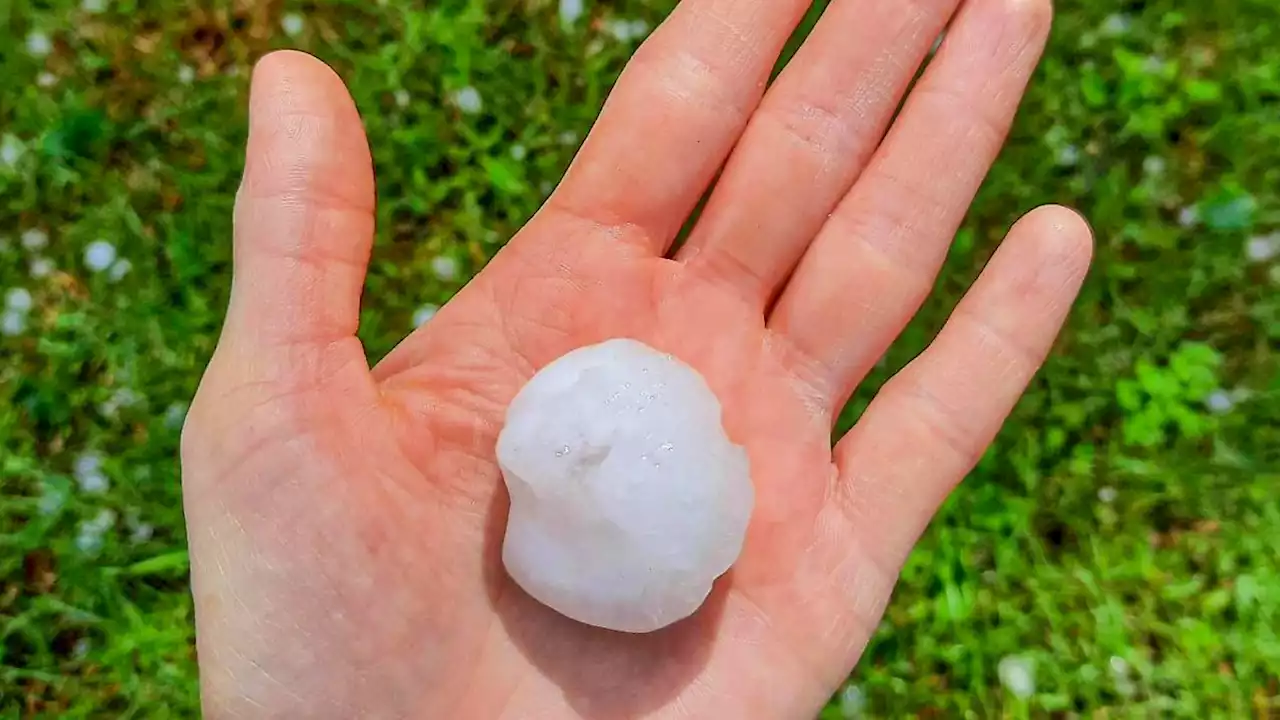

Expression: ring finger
xmin=769 ymin=0 xmax=1056 ymax=414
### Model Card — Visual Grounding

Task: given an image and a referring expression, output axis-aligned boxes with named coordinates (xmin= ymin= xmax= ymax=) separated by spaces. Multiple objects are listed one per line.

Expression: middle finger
xmin=770 ymin=0 xmax=1055 ymax=414
xmin=676 ymin=0 xmax=961 ymax=306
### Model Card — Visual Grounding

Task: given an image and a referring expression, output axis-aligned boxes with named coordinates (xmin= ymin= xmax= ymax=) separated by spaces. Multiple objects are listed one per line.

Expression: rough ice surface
xmin=497 ymin=338 xmax=753 ymax=633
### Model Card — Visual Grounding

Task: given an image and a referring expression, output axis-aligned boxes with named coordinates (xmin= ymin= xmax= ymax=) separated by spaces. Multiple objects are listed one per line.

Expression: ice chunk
xmin=497 ymin=338 xmax=753 ymax=633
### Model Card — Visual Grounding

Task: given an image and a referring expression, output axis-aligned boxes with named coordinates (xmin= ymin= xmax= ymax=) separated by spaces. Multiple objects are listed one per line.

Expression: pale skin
xmin=181 ymin=0 xmax=1092 ymax=717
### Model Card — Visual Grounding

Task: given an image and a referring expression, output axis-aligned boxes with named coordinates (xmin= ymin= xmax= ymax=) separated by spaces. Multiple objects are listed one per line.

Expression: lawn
xmin=2 ymin=0 xmax=1278 ymax=717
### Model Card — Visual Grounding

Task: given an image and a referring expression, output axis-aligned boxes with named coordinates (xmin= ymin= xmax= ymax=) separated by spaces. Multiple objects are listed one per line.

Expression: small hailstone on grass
xmin=1109 ymin=655 xmax=1137 ymax=696
xmin=603 ymin=19 xmax=627 ymax=41
xmin=22 ymin=229 xmax=48 ymax=250
xmin=38 ymin=482 xmax=69 ymax=516
xmin=75 ymin=453 xmax=110 ymax=494
xmin=281 ymin=13 xmax=305 ymax=37
xmin=430 ymin=255 xmax=459 ymax=281
xmin=76 ymin=509 xmax=117 ymax=555
xmin=30 ymin=258 xmax=54 ymax=278
xmin=510 ymin=144 xmax=528 ymax=161
xmin=37 ymin=72 xmax=57 ymax=88
xmin=412 ymin=304 xmax=438 ymax=328
xmin=604 ymin=18 xmax=649 ymax=43
xmin=1205 ymin=389 xmax=1234 ymax=415
xmin=1101 ymin=13 xmax=1132 ymax=36
xmin=998 ymin=655 xmax=1036 ymax=699
xmin=99 ymin=387 xmax=141 ymax=418
xmin=72 ymin=637 xmax=93 ymax=659
xmin=2 ymin=290 xmax=32 ymax=335
xmin=1057 ymin=145 xmax=1081 ymax=167
xmin=5 ymin=288 xmax=33 ymax=313
xmin=81 ymin=0 xmax=106 ymax=12
xmin=1109 ymin=656 xmax=1129 ymax=675
xmin=1098 ymin=486 xmax=1118 ymax=504
xmin=85 ymin=240 xmax=117 ymax=272
xmin=497 ymin=338 xmax=753 ymax=633
xmin=557 ymin=130 xmax=578 ymax=146
xmin=78 ymin=472 xmax=109 ymax=494
xmin=130 ymin=520 xmax=155 ymax=544
xmin=394 ymin=89 xmax=410 ymax=108
xmin=1 ymin=135 xmax=25 ymax=167
xmin=1143 ymin=156 xmax=1167 ymax=177
xmin=559 ymin=0 xmax=585 ymax=25
xmin=453 ymin=86 xmax=483 ymax=115
xmin=108 ymin=258 xmax=132 ymax=282
xmin=1245 ymin=233 xmax=1279 ymax=263
xmin=26 ymin=31 xmax=53 ymax=58
xmin=177 ymin=65 xmax=196 ymax=85
xmin=626 ymin=19 xmax=650 ymax=40
xmin=126 ymin=511 xmax=155 ymax=544
xmin=838 ymin=685 xmax=867 ymax=718
xmin=1178 ymin=206 xmax=1199 ymax=228
xmin=1 ymin=310 xmax=26 ymax=336
xmin=164 ymin=402 xmax=188 ymax=429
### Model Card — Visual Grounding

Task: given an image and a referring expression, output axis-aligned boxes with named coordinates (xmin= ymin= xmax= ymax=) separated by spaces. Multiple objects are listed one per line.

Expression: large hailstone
xmin=497 ymin=338 xmax=753 ymax=633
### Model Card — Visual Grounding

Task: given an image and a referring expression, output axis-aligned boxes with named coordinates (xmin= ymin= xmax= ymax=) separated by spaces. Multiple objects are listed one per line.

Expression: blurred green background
xmin=2 ymin=0 xmax=1278 ymax=717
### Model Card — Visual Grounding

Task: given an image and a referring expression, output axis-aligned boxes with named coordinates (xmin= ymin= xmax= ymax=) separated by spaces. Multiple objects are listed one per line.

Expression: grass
xmin=2 ymin=0 xmax=1278 ymax=717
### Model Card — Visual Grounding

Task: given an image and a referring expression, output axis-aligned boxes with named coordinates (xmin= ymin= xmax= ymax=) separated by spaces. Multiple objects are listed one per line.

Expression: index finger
xmin=539 ymin=0 xmax=811 ymax=253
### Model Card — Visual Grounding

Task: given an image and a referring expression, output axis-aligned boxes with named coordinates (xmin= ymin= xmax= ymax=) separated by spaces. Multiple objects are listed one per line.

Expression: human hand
xmin=181 ymin=0 xmax=1091 ymax=717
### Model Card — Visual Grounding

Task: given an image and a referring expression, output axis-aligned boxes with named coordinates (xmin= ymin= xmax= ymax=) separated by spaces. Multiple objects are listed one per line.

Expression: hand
xmin=182 ymin=0 xmax=1091 ymax=716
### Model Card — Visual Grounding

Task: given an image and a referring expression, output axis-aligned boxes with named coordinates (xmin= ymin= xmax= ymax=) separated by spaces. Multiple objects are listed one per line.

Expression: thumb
xmin=182 ymin=51 xmax=379 ymax=499
xmin=223 ymin=50 xmax=375 ymax=369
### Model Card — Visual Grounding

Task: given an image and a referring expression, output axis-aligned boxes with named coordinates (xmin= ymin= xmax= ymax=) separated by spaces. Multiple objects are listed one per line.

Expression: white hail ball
xmin=497 ymin=338 xmax=753 ymax=633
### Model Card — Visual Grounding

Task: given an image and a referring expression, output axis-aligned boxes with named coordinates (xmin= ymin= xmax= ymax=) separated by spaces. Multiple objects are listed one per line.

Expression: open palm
xmin=182 ymin=1 xmax=1091 ymax=717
